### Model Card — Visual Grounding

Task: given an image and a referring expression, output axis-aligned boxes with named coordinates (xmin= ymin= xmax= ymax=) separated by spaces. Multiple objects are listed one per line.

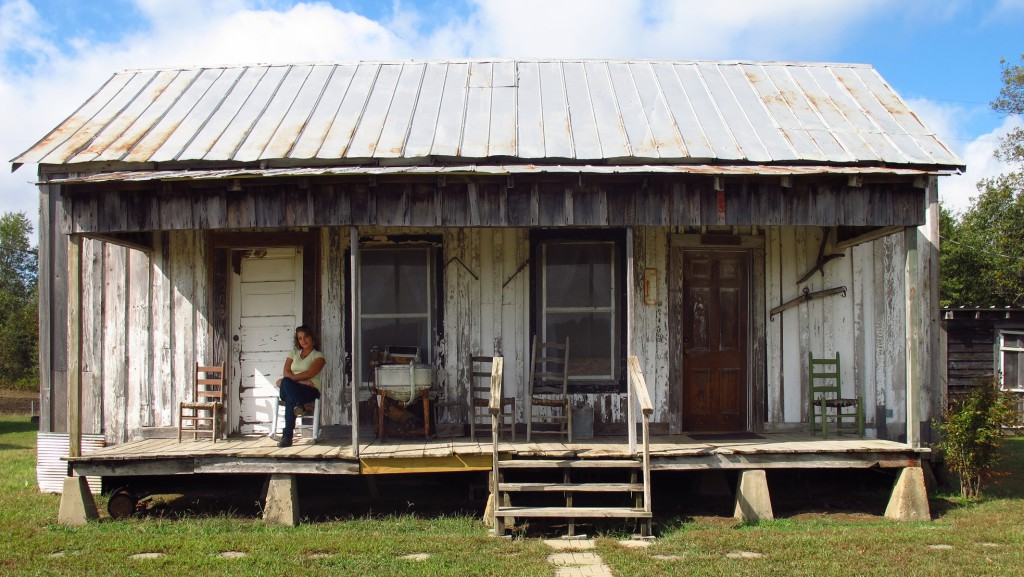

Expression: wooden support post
xmin=734 ymin=469 xmax=773 ymax=522
xmin=263 ymin=474 xmax=299 ymax=526
xmin=350 ymin=226 xmax=360 ymax=458
xmin=58 ymin=234 xmax=97 ymax=526
xmin=626 ymin=227 xmax=636 ymax=456
xmin=67 ymin=234 xmax=82 ymax=459
xmin=904 ymin=225 xmax=921 ymax=448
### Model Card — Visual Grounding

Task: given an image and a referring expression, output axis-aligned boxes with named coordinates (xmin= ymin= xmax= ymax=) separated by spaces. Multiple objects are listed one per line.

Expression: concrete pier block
xmin=263 ymin=474 xmax=299 ymax=526
xmin=57 ymin=476 xmax=98 ymax=526
xmin=733 ymin=469 xmax=773 ymax=522
xmin=884 ymin=466 xmax=931 ymax=522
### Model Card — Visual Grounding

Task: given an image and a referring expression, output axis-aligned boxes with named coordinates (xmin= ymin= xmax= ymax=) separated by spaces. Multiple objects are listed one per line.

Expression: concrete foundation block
xmin=57 ymin=476 xmax=99 ymax=526
xmin=733 ymin=469 xmax=773 ymax=522
xmin=263 ymin=474 xmax=299 ymax=526
xmin=885 ymin=466 xmax=931 ymax=522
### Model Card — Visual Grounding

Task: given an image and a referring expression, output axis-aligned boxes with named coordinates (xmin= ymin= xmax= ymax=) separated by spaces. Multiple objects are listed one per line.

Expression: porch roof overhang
xmin=42 ymin=163 xmax=952 ymax=185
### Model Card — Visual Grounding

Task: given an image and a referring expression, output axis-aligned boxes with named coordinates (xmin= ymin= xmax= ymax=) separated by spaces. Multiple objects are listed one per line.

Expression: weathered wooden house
xmin=942 ymin=307 xmax=1024 ymax=414
xmin=13 ymin=59 xmax=959 ymax=529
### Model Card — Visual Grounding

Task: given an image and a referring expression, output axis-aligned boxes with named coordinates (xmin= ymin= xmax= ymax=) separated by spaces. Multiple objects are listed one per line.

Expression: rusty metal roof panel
xmin=44 ymin=163 xmax=950 ymax=185
xmin=12 ymin=59 xmax=965 ymax=170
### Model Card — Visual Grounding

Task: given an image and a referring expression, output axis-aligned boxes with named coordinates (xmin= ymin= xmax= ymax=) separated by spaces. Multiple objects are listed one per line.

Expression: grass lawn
xmin=2 ymin=413 xmax=1023 ymax=576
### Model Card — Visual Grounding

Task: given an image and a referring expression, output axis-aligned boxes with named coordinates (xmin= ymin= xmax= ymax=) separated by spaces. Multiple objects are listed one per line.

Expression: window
xmin=358 ymin=246 xmax=439 ymax=374
xmin=1001 ymin=330 xmax=1024 ymax=391
xmin=534 ymin=232 xmax=624 ymax=390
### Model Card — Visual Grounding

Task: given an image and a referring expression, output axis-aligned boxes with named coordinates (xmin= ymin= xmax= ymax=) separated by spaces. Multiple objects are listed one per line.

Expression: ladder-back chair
xmin=470 ymin=355 xmax=515 ymax=442
xmin=178 ymin=363 xmax=225 ymax=442
xmin=808 ymin=352 xmax=864 ymax=438
xmin=526 ymin=336 xmax=571 ymax=442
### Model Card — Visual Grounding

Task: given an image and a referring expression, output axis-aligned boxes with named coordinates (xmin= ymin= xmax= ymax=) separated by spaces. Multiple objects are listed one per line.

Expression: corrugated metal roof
xmin=45 ymin=164 xmax=942 ymax=185
xmin=12 ymin=59 xmax=964 ymax=170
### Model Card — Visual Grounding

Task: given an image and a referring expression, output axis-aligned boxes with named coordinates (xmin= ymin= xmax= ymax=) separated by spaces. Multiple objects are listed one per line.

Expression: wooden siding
xmin=39 ymin=179 xmax=938 ymax=444
xmin=62 ymin=178 xmax=927 ymax=235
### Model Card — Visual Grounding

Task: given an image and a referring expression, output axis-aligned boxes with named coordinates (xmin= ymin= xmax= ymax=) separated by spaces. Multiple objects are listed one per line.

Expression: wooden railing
xmin=488 ymin=356 xmax=504 ymax=530
xmin=627 ymin=356 xmax=653 ymax=517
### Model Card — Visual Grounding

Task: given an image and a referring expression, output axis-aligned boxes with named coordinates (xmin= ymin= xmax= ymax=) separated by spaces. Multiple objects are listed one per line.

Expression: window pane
xmin=547 ymin=312 xmax=613 ymax=378
xmin=361 ymin=249 xmax=428 ymax=315
xmin=1005 ymin=351 xmax=1020 ymax=389
xmin=545 ymin=243 xmax=612 ymax=308
xmin=1004 ymin=334 xmax=1024 ymax=349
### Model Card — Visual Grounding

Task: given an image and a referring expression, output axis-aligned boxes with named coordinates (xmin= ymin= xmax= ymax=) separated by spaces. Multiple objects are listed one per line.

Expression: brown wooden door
xmin=681 ymin=250 xmax=749 ymax=432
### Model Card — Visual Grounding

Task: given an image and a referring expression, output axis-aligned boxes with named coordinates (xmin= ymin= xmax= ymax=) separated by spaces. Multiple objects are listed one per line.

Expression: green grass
xmin=597 ymin=438 xmax=1024 ymax=577
xmin=0 ymin=415 xmax=550 ymax=576
xmin=2 ymin=414 xmax=1024 ymax=576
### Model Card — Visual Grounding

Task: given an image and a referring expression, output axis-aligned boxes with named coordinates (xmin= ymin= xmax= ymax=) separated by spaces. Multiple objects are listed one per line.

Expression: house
xmin=941 ymin=307 xmax=1024 ymax=415
xmin=12 ymin=59 xmax=959 ymax=529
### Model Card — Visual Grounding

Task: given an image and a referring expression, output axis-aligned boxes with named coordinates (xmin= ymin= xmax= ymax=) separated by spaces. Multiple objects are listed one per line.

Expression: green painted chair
xmin=808 ymin=352 xmax=864 ymax=438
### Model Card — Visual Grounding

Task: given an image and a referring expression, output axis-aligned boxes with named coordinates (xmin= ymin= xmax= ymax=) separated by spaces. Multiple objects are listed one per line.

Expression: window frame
xmin=351 ymin=237 xmax=444 ymax=377
xmin=1000 ymin=329 xmax=1024 ymax=392
xmin=530 ymin=229 xmax=627 ymax=394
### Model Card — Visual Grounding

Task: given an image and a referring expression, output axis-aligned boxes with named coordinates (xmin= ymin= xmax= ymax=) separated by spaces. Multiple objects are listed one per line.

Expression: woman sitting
xmin=276 ymin=325 xmax=326 ymax=447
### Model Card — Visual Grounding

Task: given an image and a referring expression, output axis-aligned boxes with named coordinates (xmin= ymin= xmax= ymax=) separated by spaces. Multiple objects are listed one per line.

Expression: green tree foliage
xmin=940 ymin=56 xmax=1024 ymax=307
xmin=0 ymin=212 xmax=38 ymax=390
xmin=993 ymin=55 xmax=1024 ymax=166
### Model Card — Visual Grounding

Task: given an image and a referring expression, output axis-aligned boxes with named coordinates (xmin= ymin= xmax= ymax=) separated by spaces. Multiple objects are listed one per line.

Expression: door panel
xmin=681 ymin=250 xmax=750 ymax=432
xmin=229 ymin=248 xmax=303 ymax=434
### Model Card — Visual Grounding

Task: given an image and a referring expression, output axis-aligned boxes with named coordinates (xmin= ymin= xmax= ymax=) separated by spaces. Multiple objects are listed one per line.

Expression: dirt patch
xmin=0 ymin=389 xmax=39 ymax=414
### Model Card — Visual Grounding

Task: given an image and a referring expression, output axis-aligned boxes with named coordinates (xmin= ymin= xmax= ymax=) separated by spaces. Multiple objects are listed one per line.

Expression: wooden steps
xmin=492 ymin=456 xmax=651 ymax=535
xmin=497 ymin=506 xmax=652 ymax=518
xmin=500 ymin=482 xmax=644 ymax=492
xmin=498 ymin=459 xmax=642 ymax=469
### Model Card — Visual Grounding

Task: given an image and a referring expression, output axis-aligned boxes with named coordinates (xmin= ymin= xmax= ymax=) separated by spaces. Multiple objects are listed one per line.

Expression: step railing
xmin=627 ymin=356 xmax=653 ymax=519
xmin=489 ymin=356 xmax=505 ymax=531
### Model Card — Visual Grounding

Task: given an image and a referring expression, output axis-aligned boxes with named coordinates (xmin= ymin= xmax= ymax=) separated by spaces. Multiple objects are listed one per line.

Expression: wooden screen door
xmin=229 ymin=248 xmax=303 ymax=435
xmin=681 ymin=249 xmax=750 ymax=432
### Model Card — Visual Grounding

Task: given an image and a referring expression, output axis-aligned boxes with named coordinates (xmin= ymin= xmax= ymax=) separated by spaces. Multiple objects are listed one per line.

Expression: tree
xmin=940 ymin=56 xmax=1024 ymax=307
xmin=0 ymin=212 xmax=38 ymax=390
xmin=992 ymin=55 xmax=1024 ymax=167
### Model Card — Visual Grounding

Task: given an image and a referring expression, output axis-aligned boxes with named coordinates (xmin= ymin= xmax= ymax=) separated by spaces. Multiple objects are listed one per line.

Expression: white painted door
xmin=229 ymin=248 xmax=303 ymax=434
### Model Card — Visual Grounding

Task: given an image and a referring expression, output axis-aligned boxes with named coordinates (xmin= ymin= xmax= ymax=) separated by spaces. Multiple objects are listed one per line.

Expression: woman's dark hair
xmin=293 ymin=325 xmax=319 ymax=350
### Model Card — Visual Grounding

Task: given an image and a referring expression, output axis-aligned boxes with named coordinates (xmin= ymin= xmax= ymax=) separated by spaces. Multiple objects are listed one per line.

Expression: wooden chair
xmin=269 ymin=396 xmax=322 ymax=443
xmin=178 ymin=363 xmax=224 ymax=442
xmin=526 ymin=336 xmax=571 ymax=442
xmin=470 ymin=355 xmax=515 ymax=442
xmin=808 ymin=352 xmax=864 ymax=438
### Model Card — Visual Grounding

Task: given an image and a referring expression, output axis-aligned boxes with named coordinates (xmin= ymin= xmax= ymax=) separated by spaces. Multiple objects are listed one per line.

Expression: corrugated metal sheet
xmin=36 ymin=433 xmax=105 ymax=494
xmin=13 ymin=59 xmax=963 ymax=169
xmin=45 ymin=163 xmax=942 ymax=185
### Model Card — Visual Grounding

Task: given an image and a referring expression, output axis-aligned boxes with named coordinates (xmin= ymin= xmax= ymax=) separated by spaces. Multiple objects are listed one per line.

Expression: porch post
xmin=350 ymin=226 xmax=360 ymax=458
xmin=626 ymin=227 xmax=636 ymax=455
xmin=904 ymin=176 xmax=939 ymax=450
xmin=904 ymin=225 xmax=920 ymax=447
xmin=58 ymin=233 xmax=98 ymax=525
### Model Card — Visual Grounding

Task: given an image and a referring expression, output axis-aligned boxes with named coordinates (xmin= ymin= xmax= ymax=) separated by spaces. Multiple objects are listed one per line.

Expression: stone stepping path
xmin=544 ymin=539 xmax=613 ymax=577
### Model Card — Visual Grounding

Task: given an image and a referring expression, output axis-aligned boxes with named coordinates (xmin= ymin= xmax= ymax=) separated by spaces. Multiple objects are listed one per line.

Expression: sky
xmin=2 ymin=0 xmax=1023 ymax=243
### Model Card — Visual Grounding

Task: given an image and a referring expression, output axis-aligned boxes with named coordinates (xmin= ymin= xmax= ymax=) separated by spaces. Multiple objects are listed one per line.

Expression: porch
xmin=67 ymin=432 xmax=925 ymax=478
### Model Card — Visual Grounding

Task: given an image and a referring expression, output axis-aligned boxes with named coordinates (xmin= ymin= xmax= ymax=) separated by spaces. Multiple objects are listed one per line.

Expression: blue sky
xmin=3 ymin=0 xmax=1023 ymax=240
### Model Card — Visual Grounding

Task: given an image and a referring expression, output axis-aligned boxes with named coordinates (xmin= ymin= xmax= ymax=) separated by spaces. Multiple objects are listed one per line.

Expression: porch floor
xmin=67 ymin=433 xmax=926 ymax=477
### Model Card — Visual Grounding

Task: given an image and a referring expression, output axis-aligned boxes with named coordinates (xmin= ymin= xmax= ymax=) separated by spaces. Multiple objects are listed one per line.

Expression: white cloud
xmin=941 ymin=116 xmax=1021 ymax=214
xmin=907 ymin=96 xmax=1020 ymax=214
